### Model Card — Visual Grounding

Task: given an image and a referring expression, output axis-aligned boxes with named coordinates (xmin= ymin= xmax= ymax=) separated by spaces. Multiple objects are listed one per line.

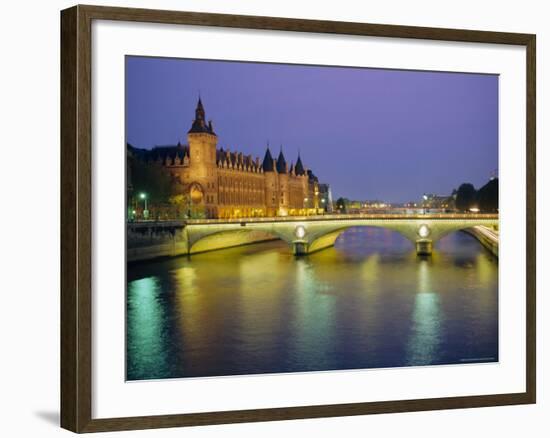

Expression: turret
xmin=276 ymin=146 xmax=289 ymax=215
xmin=276 ymin=147 xmax=287 ymax=174
xmin=262 ymin=146 xmax=275 ymax=172
xmin=187 ymin=97 xmax=218 ymax=218
xmin=262 ymin=144 xmax=279 ymax=215
xmin=188 ymin=97 xmax=215 ymax=135
xmin=295 ymin=153 xmax=305 ymax=176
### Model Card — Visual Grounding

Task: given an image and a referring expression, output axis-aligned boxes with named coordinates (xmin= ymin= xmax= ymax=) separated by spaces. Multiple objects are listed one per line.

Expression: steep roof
xmin=262 ymin=147 xmax=275 ymax=172
xmin=127 ymin=143 xmax=189 ymax=164
xmin=295 ymin=154 xmax=305 ymax=175
xmin=307 ymin=169 xmax=319 ymax=182
xmin=188 ymin=97 xmax=216 ymax=135
xmin=217 ymin=147 xmax=260 ymax=171
xmin=276 ymin=148 xmax=287 ymax=174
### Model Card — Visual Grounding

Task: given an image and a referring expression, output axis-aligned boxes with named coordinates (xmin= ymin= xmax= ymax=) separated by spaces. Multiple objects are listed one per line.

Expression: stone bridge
xmin=127 ymin=214 xmax=498 ymax=261
xmin=183 ymin=213 xmax=498 ymax=256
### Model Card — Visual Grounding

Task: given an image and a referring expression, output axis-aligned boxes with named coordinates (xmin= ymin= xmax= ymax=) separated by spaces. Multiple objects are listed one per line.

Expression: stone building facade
xmin=128 ymin=98 xmax=326 ymax=219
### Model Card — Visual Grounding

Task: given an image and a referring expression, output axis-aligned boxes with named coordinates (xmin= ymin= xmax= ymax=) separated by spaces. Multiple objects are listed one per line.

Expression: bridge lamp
xmin=295 ymin=225 xmax=306 ymax=240
xmin=139 ymin=192 xmax=148 ymax=219
xmin=418 ymin=224 xmax=430 ymax=238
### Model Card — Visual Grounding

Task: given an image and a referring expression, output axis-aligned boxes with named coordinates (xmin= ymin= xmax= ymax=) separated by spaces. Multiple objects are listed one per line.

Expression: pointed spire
xmin=295 ymin=151 xmax=305 ymax=176
xmin=276 ymin=146 xmax=287 ymax=174
xmin=188 ymin=96 xmax=216 ymax=135
xmin=262 ymin=144 xmax=274 ymax=172
xmin=196 ymin=96 xmax=205 ymax=120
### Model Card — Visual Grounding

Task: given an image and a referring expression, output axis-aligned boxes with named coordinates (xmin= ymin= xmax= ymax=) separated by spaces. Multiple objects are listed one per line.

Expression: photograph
xmin=125 ymin=56 xmax=500 ymax=381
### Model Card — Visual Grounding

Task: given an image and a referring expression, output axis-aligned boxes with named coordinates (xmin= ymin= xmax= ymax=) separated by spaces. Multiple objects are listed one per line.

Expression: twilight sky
xmin=126 ymin=56 xmax=498 ymax=203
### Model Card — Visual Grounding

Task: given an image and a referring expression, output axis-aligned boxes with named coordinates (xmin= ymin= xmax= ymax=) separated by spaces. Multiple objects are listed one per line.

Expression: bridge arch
xmin=289 ymin=220 xmax=498 ymax=256
xmin=187 ymin=227 xmax=289 ymax=254
xmin=306 ymin=224 xmax=417 ymax=254
xmin=183 ymin=215 xmax=498 ymax=257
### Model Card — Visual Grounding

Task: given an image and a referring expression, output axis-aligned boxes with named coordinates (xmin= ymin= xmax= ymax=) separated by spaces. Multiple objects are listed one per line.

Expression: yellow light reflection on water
xmin=173 ymin=266 xmax=197 ymax=294
xmin=360 ymin=254 xmax=380 ymax=291
xmin=406 ymin=260 xmax=442 ymax=365
xmin=290 ymin=258 xmax=337 ymax=369
xmin=127 ymin=228 xmax=498 ymax=379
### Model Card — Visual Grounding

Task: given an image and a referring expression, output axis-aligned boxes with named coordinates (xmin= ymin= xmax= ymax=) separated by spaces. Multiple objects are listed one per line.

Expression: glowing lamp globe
xmin=295 ymin=225 xmax=306 ymax=239
xmin=418 ymin=224 xmax=430 ymax=238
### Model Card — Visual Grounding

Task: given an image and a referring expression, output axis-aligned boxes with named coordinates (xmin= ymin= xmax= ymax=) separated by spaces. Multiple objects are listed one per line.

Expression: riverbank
xmin=463 ymin=226 xmax=499 ymax=257
xmin=127 ymin=222 xmax=278 ymax=262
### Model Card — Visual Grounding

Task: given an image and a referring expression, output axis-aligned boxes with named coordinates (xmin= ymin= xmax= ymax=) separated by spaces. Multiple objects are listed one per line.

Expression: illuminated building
xmin=128 ymin=98 xmax=327 ymax=219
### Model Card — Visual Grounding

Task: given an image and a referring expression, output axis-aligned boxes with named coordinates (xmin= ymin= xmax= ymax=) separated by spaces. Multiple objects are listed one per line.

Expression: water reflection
xmin=127 ymin=227 xmax=498 ymax=380
xmin=407 ymin=260 xmax=442 ymax=365
xmin=126 ymin=277 xmax=170 ymax=379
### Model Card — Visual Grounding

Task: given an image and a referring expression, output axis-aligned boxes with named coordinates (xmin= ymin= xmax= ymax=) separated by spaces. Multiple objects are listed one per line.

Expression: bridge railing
xmin=129 ymin=212 xmax=498 ymax=226
xmin=185 ymin=213 xmax=498 ymax=224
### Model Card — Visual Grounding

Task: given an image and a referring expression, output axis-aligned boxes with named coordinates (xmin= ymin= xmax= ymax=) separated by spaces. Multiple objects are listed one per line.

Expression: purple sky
xmin=126 ymin=56 xmax=498 ymax=203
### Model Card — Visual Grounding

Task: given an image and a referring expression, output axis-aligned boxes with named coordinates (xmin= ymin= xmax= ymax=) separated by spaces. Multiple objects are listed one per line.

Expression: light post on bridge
xmin=422 ymin=194 xmax=428 ymax=215
xmin=139 ymin=192 xmax=149 ymax=220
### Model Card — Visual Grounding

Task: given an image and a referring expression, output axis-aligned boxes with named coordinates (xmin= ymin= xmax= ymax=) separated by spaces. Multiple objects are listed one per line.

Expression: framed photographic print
xmin=60 ymin=4 xmax=536 ymax=433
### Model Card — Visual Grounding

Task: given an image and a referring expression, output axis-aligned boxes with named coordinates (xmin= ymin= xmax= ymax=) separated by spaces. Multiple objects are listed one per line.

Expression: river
xmin=126 ymin=227 xmax=498 ymax=380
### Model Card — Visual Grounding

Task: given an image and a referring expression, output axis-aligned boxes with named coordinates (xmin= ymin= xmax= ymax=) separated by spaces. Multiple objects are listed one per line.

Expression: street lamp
xmin=139 ymin=192 xmax=149 ymax=220
xmin=418 ymin=224 xmax=430 ymax=238
xmin=295 ymin=225 xmax=306 ymax=239
xmin=422 ymin=194 xmax=428 ymax=214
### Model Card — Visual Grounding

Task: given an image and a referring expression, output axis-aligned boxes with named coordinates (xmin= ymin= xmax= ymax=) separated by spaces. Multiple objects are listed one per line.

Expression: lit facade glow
xmin=128 ymin=99 xmax=330 ymax=219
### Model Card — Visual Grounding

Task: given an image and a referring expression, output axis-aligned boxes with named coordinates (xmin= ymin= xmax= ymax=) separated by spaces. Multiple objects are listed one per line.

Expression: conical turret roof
xmin=295 ymin=153 xmax=305 ymax=175
xmin=276 ymin=147 xmax=287 ymax=174
xmin=188 ymin=97 xmax=216 ymax=135
xmin=262 ymin=147 xmax=275 ymax=172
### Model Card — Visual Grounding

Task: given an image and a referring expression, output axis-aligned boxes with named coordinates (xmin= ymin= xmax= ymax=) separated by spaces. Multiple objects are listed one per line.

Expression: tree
xmin=335 ymin=197 xmax=348 ymax=213
xmin=455 ymin=183 xmax=477 ymax=211
xmin=477 ymin=178 xmax=499 ymax=212
xmin=168 ymin=193 xmax=186 ymax=218
xmin=129 ymin=158 xmax=173 ymax=204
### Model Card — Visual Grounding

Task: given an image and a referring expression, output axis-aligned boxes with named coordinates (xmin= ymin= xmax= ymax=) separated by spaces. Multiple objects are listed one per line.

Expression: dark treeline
xmin=455 ymin=178 xmax=498 ymax=212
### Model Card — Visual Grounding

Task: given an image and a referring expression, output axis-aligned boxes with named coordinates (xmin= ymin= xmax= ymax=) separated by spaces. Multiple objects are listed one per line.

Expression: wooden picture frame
xmin=60 ymin=4 xmax=536 ymax=433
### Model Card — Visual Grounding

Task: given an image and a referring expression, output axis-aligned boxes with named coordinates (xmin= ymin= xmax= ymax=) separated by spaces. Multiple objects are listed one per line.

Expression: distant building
xmin=318 ymin=183 xmax=333 ymax=213
xmin=128 ymin=98 xmax=327 ymax=219
xmin=421 ymin=193 xmax=456 ymax=211
xmin=340 ymin=199 xmax=391 ymax=214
